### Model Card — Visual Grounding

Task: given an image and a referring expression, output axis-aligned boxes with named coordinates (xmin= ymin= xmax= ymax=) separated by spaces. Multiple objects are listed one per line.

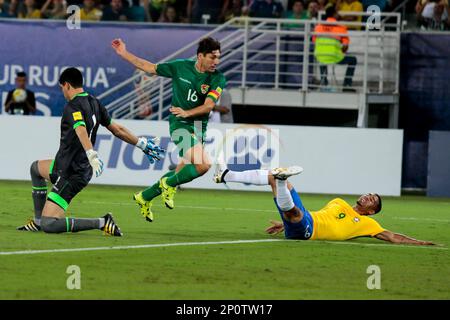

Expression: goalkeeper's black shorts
xmin=47 ymin=171 xmax=90 ymax=211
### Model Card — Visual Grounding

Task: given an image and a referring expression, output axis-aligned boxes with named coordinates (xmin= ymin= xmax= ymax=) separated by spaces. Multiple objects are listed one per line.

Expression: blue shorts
xmin=273 ymin=188 xmax=314 ymax=240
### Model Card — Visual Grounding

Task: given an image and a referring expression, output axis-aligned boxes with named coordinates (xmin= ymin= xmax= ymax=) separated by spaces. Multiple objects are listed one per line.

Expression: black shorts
xmin=48 ymin=172 xmax=90 ymax=211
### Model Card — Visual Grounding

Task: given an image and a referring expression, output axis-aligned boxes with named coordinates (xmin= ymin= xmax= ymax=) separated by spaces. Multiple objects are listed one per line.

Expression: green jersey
xmin=156 ymin=59 xmax=227 ymax=125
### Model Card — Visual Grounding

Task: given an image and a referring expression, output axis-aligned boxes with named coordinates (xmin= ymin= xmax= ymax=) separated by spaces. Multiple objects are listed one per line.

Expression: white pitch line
xmin=0 ymin=239 xmax=284 ymax=256
xmin=0 ymin=238 xmax=446 ymax=256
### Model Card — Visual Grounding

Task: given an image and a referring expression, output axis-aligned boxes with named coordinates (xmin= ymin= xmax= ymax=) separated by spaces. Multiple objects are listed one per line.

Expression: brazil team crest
xmin=201 ymin=84 xmax=210 ymax=94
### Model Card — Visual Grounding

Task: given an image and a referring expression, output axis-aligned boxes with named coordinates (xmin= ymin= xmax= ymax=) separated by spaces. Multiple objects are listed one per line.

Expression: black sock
xmin=30 ymin=161 xmax=47 ymax=225
xmin=41 ymin=216 xmax=102 ymax=233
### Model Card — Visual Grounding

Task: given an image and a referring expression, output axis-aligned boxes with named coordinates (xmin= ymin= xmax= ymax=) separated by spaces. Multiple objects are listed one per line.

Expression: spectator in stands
xmin=417 ymin=0 xmax=449 ymax=29
xmin=101 ymin=0 xmax=129 ymax=21
xmin=4 ymin=72 xmax=36 ymax=115
xmin=307 ymin=0 xmax=319 ymax=19
xmin=0 ymin=0 xmax=12 ymax=17
xmin=17 ymin=0 xmax=44 ymax=18
xmin=224 ymin=0 xmax=245 ymax=21
xmin=336 ymin=0 xmax=363 ymax=30
xmin=149 ymin=0 xmax=175 ymax=21
xmin=128 ymin=0 xmax=149 ymax=21
xmin=284 ymin=0 xmax=307 ymax=28
xmin=158 ymin=4 xmax=179 ymax=22
xmin=313 ymin=5 xmax=357 ymax=91
xmin=187 ymin=0 xmax=230 ymax=24
xmin=80 ymin=0 xmax=103 ymax=21
xmin=286 ymin=0 xmax=308 ymax=19
xmin=249 ymin=0 xmax=284 ymax=18
xmin=42 ymin=0 xmax=67 ymax=19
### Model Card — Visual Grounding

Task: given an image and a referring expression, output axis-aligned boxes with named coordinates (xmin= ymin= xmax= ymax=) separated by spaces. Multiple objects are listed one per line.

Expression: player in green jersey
xmin=112 ymin=37 xmax=226 ymax=222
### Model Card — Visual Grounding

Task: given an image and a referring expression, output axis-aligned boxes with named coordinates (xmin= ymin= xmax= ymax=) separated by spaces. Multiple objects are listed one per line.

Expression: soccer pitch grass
xmin=0 ymin=180 xmax=449 ymax=300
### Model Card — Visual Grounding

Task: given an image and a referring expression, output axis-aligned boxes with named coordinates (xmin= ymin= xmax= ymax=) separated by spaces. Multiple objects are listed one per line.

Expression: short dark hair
xmin=59 ymin=67 xmax=83 ymax=88
xmin=197 ymin=37 xmax=221 ymax=55
xmin=16 ymin=71 xmax=27 ymax=78
xmin=374 ymin=194 xmax=382 ymax=214
xmin=325 ymin=5 xmax=337 ymax=19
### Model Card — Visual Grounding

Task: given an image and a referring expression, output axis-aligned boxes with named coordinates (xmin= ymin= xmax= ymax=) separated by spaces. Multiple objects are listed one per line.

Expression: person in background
xmin=307 ymin=0 xmax=319 ymax=19
xmin=287 ymin=0 xmax=308 ymax=19
xmin=42 ymin=0 xmax=68 ymax=19
xmin=187 ymin=0 xmax=230 ymax=23
xmin=0 ymin=0 xmax=12 ymax=17
xmin=158 ymin=4 xmax=179 ymax=22
xmin=149 ymin=0 xmax=176 ymax=21
xmin=313 ymin=5 xmax=357 ymax=91
xmin=4 ymin=72 xmax=36 ymax=115
xmin=17 ymin=0 xmax=46 ymax=18
xmin=336 ymin=0 xmax=363 ymax=30
xmin=249 ymin=0 xmax=284 ymax=18
xmin=284 ymin=0 xmax=308 ymax=28
xmin=101 ymin=0 xmax=129 ymax=21
xmin=128 ymin=0 xmax=149 ymax=22
xmin=80 ymin=0 xmax=103 ymax=21
xmin=224 ymin=0 xmax=245 ymax=21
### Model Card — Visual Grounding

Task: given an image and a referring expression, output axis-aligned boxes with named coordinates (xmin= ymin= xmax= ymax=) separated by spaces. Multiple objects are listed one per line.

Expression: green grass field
xmin=0 ymin=180 xmax=449 ymax=300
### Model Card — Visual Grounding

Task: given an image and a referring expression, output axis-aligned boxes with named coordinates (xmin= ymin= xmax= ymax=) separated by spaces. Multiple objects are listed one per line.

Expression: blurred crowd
xmin=0 ymin=0 xmax=406 ymax=23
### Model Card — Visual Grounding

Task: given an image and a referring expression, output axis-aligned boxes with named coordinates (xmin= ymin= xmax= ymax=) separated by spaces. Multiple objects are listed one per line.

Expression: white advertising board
xmin=0 ymin=116 xmax=403 ymax=195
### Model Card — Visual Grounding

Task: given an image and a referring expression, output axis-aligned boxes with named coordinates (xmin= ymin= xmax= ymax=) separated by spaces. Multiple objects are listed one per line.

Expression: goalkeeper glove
xmin=136 ymin=137 xmax=165 ymax=164
xmin=86 ymin=149 xmax=104 ymax=177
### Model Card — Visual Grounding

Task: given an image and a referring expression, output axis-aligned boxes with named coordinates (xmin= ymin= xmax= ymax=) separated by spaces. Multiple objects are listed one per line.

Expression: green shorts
xmin=169 ymin=120 xmax=207 ymax=157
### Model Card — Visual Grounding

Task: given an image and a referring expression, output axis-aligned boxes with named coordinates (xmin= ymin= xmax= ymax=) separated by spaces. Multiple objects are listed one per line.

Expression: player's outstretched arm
xmin=107 ymin=121 xmax=139 ymax=145
xmin=170 ymin=98 xmax=215 ymax=118
xmin=74 ymin=126 xmax=104 ymax=177
xmin=375 ymin=230 xmax=435 ymax=246
xmin=107 ymin=121 xmax=164 ymax=163
xmin=111 ymin=38 xmax=157 ymax=75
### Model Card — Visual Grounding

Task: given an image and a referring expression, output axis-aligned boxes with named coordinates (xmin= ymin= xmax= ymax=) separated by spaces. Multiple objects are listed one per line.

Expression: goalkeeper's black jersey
xmin=52 ymin=92 xmax=111 ymax=178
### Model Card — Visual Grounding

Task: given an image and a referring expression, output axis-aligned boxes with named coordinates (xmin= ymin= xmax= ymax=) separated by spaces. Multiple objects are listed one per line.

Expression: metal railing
xmin=100 ymin=14 xmax=402 ymax=120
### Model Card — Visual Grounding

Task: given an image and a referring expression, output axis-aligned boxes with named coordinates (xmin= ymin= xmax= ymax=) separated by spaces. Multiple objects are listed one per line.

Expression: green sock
xmin=166 ymin=164 xmax=200 ymax=187
xmin=141 ymin=170 xmax=175 ymax=201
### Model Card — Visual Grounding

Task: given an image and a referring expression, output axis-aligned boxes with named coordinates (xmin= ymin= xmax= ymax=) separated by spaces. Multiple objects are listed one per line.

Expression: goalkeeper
xmin=17 ymin=68 xmax=164 ymax=236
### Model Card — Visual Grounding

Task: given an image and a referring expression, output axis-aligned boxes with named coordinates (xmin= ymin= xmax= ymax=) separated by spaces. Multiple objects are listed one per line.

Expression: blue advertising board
xmin=0 ymin=19 xmax=230 ymax=116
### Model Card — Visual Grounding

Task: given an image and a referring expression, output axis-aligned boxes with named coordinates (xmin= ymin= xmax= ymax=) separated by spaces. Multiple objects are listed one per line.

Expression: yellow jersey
xmin=310 ymin=198 xmax=385 ymax=241
xmin=80 ymin=8 xmax=103 ymax=21
xmin=338 ymin=1 xmax=363 ymax=30
xmin=18 ymin=9 xmax=42 ymax=19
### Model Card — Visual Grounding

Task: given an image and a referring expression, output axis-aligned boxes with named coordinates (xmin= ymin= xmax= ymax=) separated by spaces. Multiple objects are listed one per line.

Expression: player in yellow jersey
xmin=214 ymin=166 xmax=434 ymax=245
